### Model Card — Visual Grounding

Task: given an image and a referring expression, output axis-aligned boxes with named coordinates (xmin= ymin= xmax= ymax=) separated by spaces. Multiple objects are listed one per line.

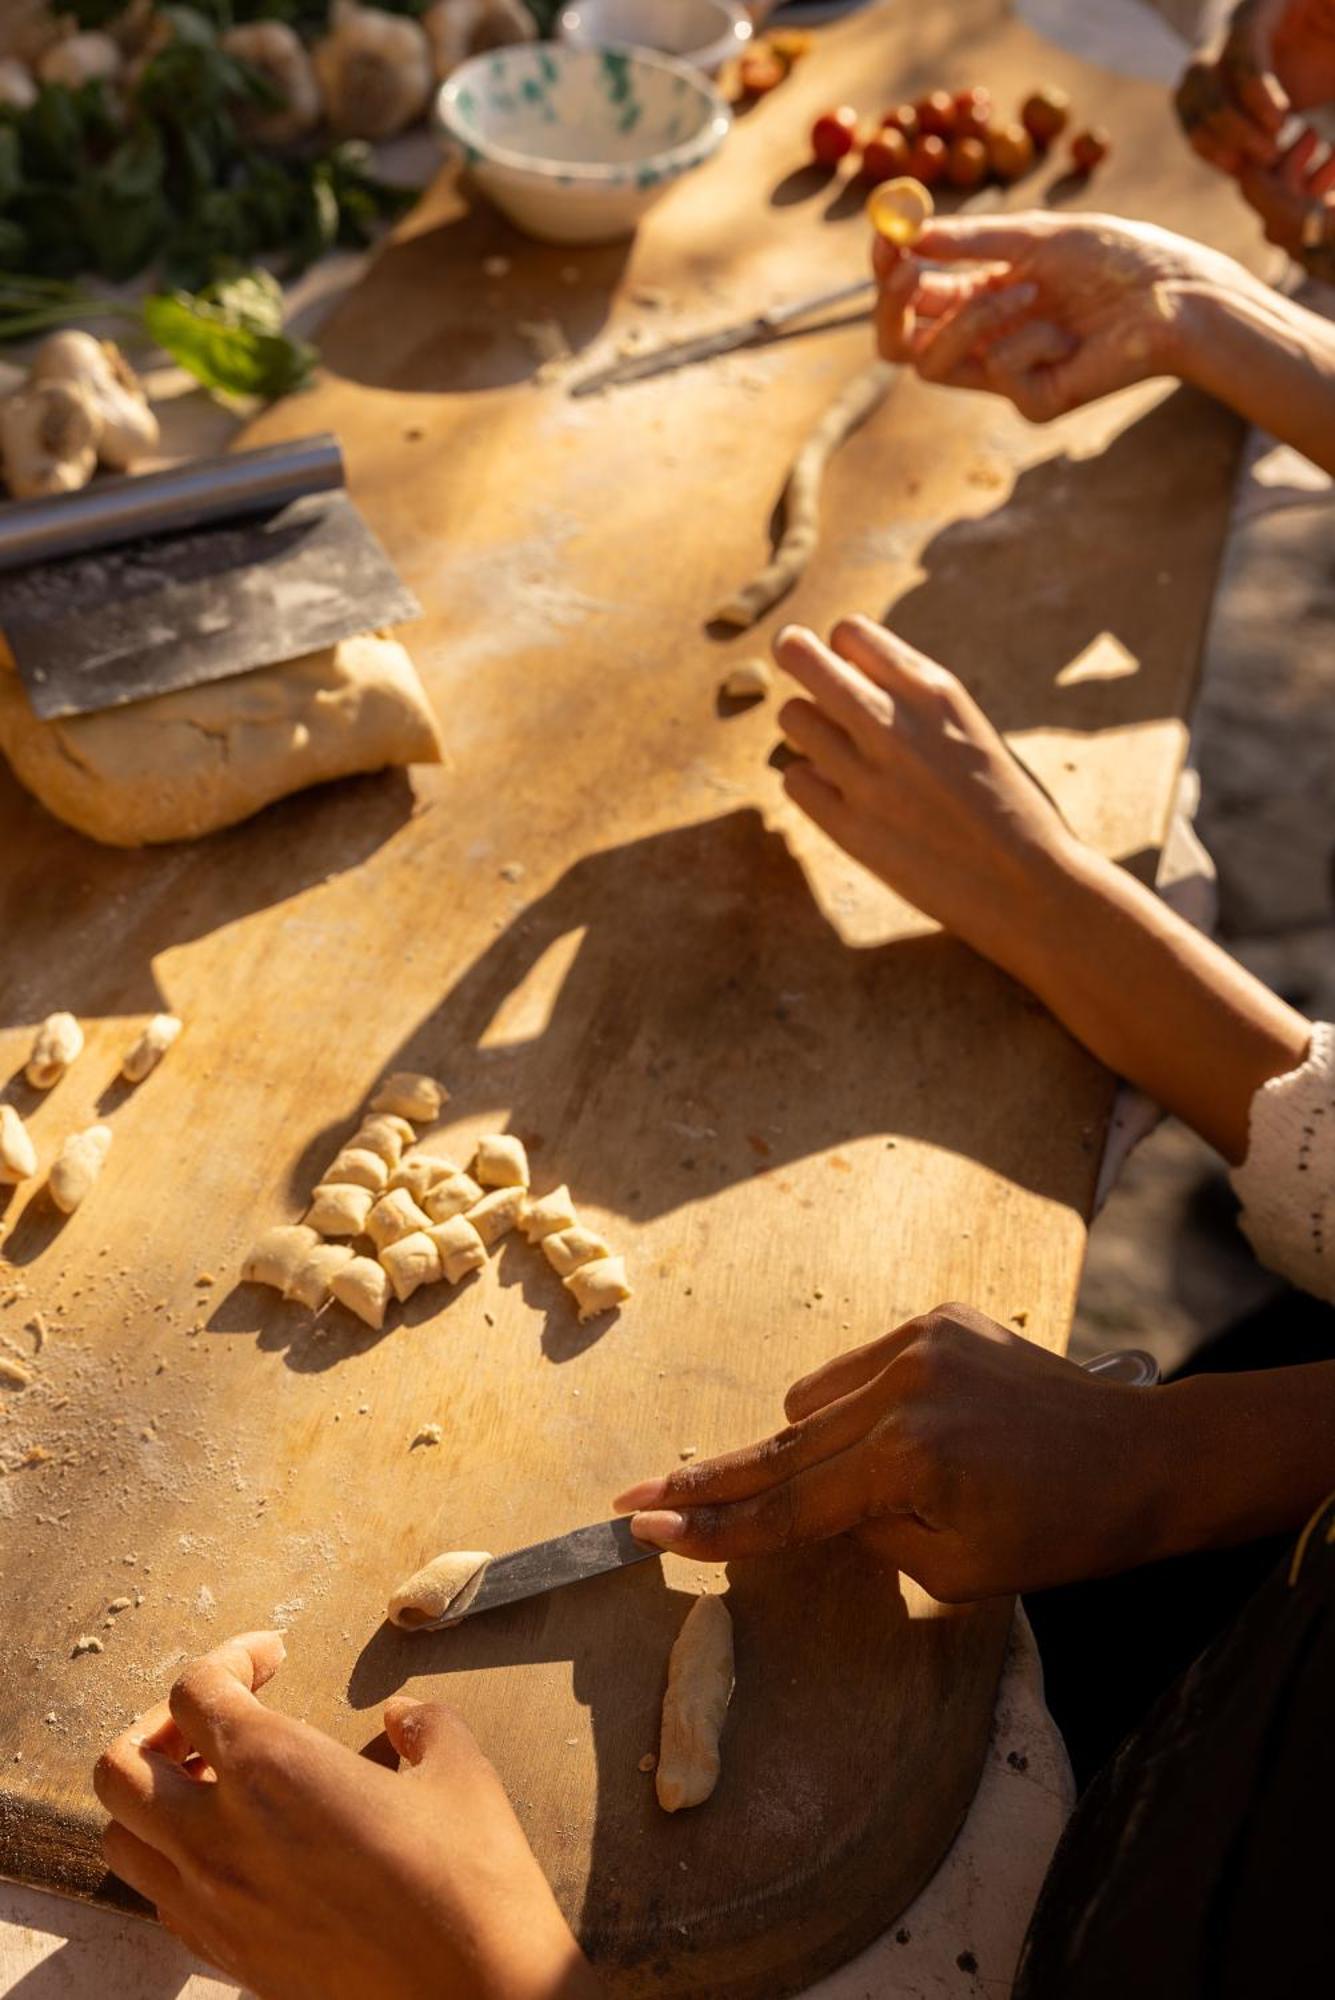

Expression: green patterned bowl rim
xmin=436 ymin=41 xmax=732 ymax=187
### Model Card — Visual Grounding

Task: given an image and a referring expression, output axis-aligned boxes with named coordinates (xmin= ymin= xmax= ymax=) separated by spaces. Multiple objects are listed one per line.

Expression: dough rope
xmin=712 ymin=360 xmax=895 ymax=630
xmin=1230 ymin=1021 xmax=1335 ymax=1303
xmin=656 ymin=1592 xmax=734 ymax=1811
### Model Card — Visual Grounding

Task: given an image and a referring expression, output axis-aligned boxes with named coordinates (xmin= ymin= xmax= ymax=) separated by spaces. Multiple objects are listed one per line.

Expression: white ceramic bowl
xmin=557 ymin=0 xmax=752 ymax=77
xmin=435 ymin=42 xmax=731 ymax=245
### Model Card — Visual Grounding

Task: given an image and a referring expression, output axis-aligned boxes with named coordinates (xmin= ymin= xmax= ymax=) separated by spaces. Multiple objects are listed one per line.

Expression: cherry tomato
xmin=946 ymin=134 xmax=989 ymax=188
xmin=1021 ymin=85 xmax=1070 ymax=147
xmin=883 ymin=102 xmax=919 ymax=142
xmin=986 ymin=121 xmax=1036 ymax=182
xmin=907 ymin=133 xmax=949 ymax=186
xmin=915 ymin=90 xmax=957 ymax=139
xmin=953 ymin=86 xmax=992 ymax=139
xmin=811 ymin=105 xmax=860 ymax=165
xmin=1070 ymin=126 xmax=1110 ymax=174
xmin=860 ymin=125 xmax=911 ymax=185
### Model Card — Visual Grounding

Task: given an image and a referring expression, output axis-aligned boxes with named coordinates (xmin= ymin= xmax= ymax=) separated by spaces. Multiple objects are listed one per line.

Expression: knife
xmin=568 ymin=276 xmax=875 ymax=398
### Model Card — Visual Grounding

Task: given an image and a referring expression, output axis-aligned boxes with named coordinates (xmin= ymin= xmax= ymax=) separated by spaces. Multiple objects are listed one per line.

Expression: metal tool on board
xmin=0 ymin=433 xmax=421 ymax=721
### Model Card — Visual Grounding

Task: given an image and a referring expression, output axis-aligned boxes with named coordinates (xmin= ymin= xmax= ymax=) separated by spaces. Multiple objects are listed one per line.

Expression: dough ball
xmin=379 ymin=1229 xmax=442 ymax=1302
xmin=427 ymin=1213 xmax=486 ymax=1283
xmin=286 ymin=1241 xmax=356 ymax=1311
xmin=473 ymin=1133 xmax=530 ymax=1190
xmin=49 ymin=1123 xmax=112 ymax=1213
xmin=518 ymin=1184 xmax=576 ymax=1243
xmin=330 ymin=1254 xmax=391 ymax=1330
xmin=120 ymin=1012 xmax=182 ymax=1083
xmin=306 ymin=1182 xmax=375 ymax=1238
xmin=423 ymin=1170 xmax=483 ymax=1223
xmin=26 ymin=1010 xmax=83 ymax=1088
xmin=467 ymin=1184 xmax=525 ymax=1246
xmin=365 ymin=1186 xmax=433 ymax=1250
xmin=242 ymin=1223 xmax=321 ymax=1290
xmin=322 ymin=1147 xmax=390 ymax=1193
xmin=388 ymin=1549 xmax=492 ymax=1630
xmin=564 ymin=1255 xmax=631 ymax=1322
xmin=0 ymin=1104 xmax=38 ymax=1183
xmin=370 ymin=1071 xmax=447 ymax=1122
xmin=351 ymin=1114 xmax=416 ymax=1167
xmin=720 ymin=658 xmax=774 ymax=703
xmin=388 ymin=1152 xmax=459 ymax=1203
xmin=542 ymin=1224 xmax=611 ymax=1278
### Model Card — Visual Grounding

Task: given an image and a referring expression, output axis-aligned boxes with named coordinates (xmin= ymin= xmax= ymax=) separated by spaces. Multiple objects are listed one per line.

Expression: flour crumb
xmin=678 ymin=1445 xmax=697 ymax=1460
xmin=195 ymin=1584 xmax=216 ymax=1619
xmin=638 ymin=1751 xmax=657 ymax=1772
xmin=411 ymin=1424 xmax=442 ymax=1449
xmin=482 ymin=254 xmax=511 ymax=278
xmin=71 ymin=1635 xmax=104 ymax=1657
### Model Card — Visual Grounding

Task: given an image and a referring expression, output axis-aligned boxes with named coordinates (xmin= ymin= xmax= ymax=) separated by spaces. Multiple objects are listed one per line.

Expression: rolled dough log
xmin=388 ymin=1549 xmax=493 ymax=1630
xmin=657 ymin=1593 xmax=734 ymax=1812
xmin=0 ymin=632 xmax=442 ymax=847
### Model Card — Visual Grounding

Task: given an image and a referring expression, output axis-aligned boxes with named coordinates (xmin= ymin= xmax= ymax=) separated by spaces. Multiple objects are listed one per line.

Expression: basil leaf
xmin=142 ymin=287 xmax=317 ymax=400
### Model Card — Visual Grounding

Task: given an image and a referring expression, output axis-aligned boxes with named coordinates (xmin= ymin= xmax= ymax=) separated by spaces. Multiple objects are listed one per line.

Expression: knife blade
xmin=451 ymin=1516 xmax=658 ymax=1624
xmin=569 ymin=276 xmax=875 ymax=398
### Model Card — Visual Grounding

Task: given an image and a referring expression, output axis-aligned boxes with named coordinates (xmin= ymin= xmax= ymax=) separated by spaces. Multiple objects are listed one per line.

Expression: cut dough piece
xmin=423 ymin=1170 xmax=483 ymax=1223
xmin=120 ymin=1012 xmax=182 ymax=1083
xmin=713 ymin=361 xmax=895 ymax=629
xmin=242 ymin=1223 xmax=321 ymax=1290
xmin=49 ymin=1123 xmax=112 ymax=1213
xmin=388 ymin=1549 xmax=493 ymax=1631
xmin=26 ymin=1011 xmax=83 ymax=1089
xmin=518 ymin=1184 xmax=576 ymax=1243
xmin=286 ymin=1241 xmax=355 ymax=1311
xmin=542 ymin=1224 xmax=611 ymax=1278
xmin=720 ymin=658 xmax=774 ymax=702
xmin=657 ymin=1594 xmax=734 ymax=1812
xmin=330 ymin=1254 xmax=391 ymax=1330
xmin=0 ymin=1103 xmax=37 ymax=1183
xmin=306 ymin=1182 xmax=375 ymax=1238
xmin=0 ymin=633 xmax=443 ymax=848
xmin=371 ymin=1072 xmax=447 ymax=1122
xmin=388 ymin=1152 xmax=459 ymax=1203
xmin=468 ymin=1185 xmax=525 ymax=1247
xmin=366 ymin=1186 xmax=433 ymax=1250
xmin=351 ymin=1114 xmax=415 ymax=1167
xmin=379 ymin=1229 xmax=442 ymax=1302
xmin=564 ymin=1255 xmax=631 ymax=1322
xmin=866 ymin=174 xmax=934 ymax=246
xmin=473 ymin=1133 xmax=530 ymax=1190
xmin=322 ymin=1147 xmax=390 ymax=1193
xmin=427 ymin=1213 xmax=487 ymax=1283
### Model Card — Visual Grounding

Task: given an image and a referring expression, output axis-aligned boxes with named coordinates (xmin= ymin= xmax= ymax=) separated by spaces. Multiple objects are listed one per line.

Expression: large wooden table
xmin=0 ymin=4 xmax=1262 ymax=1992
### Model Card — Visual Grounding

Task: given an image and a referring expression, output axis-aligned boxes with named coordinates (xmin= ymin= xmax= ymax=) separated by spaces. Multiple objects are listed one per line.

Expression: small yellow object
xmin=867 ymin=177 xmax=934 ymax=248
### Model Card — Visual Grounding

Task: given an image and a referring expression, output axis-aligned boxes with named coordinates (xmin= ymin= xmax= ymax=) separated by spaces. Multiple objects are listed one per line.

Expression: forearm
xmin=1171 ymin=277 xmax=1335 ymax=474
xmin=1000 ymin=839 xmax=1309 ymax=1165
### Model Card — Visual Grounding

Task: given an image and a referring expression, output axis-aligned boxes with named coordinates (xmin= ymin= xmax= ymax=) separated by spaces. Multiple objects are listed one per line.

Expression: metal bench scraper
xmin=0 ymin=433 xmax=421 ymax=721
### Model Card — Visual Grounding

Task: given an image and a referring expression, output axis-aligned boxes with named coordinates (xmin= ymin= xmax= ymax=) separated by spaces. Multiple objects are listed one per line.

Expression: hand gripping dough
xmin=518 ymin=1184 xmax=576 ymax=1243
xmin=564 ymin=1255 xmax=631 ymax=1323
xmin=0 ymin=633 xmax=442 ymax=848
xmin=365 ymin=1186 xmax=433 ymax=1251
xmin=286 ymin=1241 xmax=355 ymax=1311
xmin=656 ymin=1594 xmax=734 ymax=1812
xmin=330 ymin=1254 xmax=391 ymax=1330
xmin=26 ymin=1011 xmax=83 ymax=1088
xmin=427 ymin=1213 xmax=487 ymax=1283
xmin=120 ymin=1012 xmax=182 ymax=1083
xmin=473 ymin=1133 xmax=530 ymax=1189
xmin=423 ymin=1170 xmax=483 ymax=1223
xmin=0 ymin=1104 xmax=38 ymax=1183
xmin=379 ymin=1229 xmax=442 ymax=1303
xmin=388 ymin=1550 xmax=493 ymax=1631
xmin=542 ymin=1224 xmax=611 ymax=1278
xmin=322 ymin=1147 xmax=390 ymax=1193
xmin=306 ymin=1182 xmax=375 ymax=1238
xmin=350 ymin=1114 xmax=415 ymax=1168
xmin=468 ymin=1184 xmax=525 ymax=1247
xmin=242 ymin=1223 xmax=321 ymax=1291
xmin=370 ymin=1072 xmax=447 ymax=1122
xmin=388 ymin=1152 xmax=459 ymax=1203
xmin=49 ymin=1123 xmax=113 ymax=1213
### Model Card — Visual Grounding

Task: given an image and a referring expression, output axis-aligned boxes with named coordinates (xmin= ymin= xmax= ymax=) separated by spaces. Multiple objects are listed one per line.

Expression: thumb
xmin=383 ymin=1696 xmax=481 ymax=1781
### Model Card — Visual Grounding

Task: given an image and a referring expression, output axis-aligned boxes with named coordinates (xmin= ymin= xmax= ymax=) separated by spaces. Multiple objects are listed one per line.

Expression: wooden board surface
xmin=0 ymin=3 xmax=1265 ymax=1991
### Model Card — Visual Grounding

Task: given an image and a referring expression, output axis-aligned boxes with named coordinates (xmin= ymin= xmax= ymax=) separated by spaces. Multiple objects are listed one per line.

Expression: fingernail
xmin=613 ymin=1479 xmax=666 ymax=1511
xmin=631 ymin=1510 xmax=687 ymax=1546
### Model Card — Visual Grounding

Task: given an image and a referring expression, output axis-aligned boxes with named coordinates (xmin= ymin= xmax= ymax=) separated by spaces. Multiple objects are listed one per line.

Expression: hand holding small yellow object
xmin=866 ymin=176 xmax=935 ymax=247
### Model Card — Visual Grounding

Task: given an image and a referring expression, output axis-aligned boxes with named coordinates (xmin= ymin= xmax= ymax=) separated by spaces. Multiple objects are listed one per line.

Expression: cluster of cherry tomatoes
xmin=810 ymin=84 xmax=1109 ymax=190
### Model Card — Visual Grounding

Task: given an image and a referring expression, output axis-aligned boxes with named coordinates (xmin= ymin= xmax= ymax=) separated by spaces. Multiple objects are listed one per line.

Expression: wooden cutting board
xmin=0 ymin=3 xmax=1264 ymax=1991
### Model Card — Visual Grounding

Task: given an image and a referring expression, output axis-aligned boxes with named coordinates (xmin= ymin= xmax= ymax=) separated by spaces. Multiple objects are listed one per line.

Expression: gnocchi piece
xmin=305 ymin=1182 xmax=375 ymax=1239
xmin=388 ymin=1153 xmax=459 ymax=1203
xmin=242 ymin=1223 xmax=321 ymax=1291
xmin=518 ymin=1184 xmax=577 ymax=1243
xmin=542 ymin=1224 xmax=612 ymax=1278
xmin=0 ymin=1103 xmax=38 ymax=1183
xmin=25 ymin=1011 xmax=83 ymax=1089
xmin=350 ymin=1114 xmax=415 ymax=1167
xmin=656 ymin=1594 xmax=734 ymax=1812
xmin=564 ymin=1255 xmax=631 ymax=1323
xmin=371 ymin=1072 xmax=448 ymax=1123
xmin=473 ymin=1133 xmax=530 ymax=1189
xmin=468 ymin=1185 xmax=525 ymax=1247
xmin=720 ymin=658 xmax=774 ymax=702
xmin=322 ymin=1147 xmax=390 ymax=1193
xmin=423 ymin=1170 xmax=483 ymax=1224
xmin=120 ymin=1012 xmax=182 ymax=1083
xmin=286 ymin=1241 xmax=356 ymax=1311
xmin=49 ymin=1123 xmax=112 ymax=1214
xmin=388 ymin=1549 xmax=492 ymax=1631
xmin=427 ymin=1213 xmax=487 ymax=1284
xmin=330 ymin=1255 xmax=391 ymax=1331
xmin=379 ymin=1230 xmax=442 ymax=1303
xmin=366 ymin=1186 xmax=433 ymax=1251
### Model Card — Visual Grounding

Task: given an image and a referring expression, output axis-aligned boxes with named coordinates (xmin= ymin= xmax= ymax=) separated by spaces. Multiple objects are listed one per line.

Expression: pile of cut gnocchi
xmin=241 ymin=1072 xmax=632 ymax=1332
xmin=0 ymin=1009 xmax=181 ymax=1212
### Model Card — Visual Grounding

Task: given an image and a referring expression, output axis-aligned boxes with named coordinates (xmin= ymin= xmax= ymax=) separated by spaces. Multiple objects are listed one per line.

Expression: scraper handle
xmin=0 ymin=433 xmax=345 ymax=573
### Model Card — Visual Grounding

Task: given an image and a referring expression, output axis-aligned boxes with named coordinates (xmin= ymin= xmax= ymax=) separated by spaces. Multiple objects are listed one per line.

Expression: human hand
xmin=94 ymin=1632 xmax=599 ymax=2000
xmin=1176 ymin=0 xmax=1335 ymax=174
xmin=874 ymin=213 xmax=1253 ymax=423
xmin=615 ymin=1305 xmax=1169 ymax=1600
xmin=1238 ymin=126 xmax=1335 ymax=261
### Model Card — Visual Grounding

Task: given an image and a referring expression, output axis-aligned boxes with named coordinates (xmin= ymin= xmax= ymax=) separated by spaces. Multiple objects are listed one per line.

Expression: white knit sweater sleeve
xmin=1229 ymin=1022 xmax=1335 ymax=1303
